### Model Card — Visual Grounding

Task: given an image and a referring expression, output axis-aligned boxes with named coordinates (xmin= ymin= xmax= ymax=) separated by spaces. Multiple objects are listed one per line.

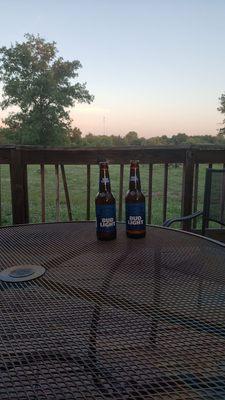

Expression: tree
xmin=124 ymin=131 xmax=140 ymax=145
xmin=111 ymin=134 xmax=124 ymax=146
xmin=83 ymin=133 xmax=114 ymax=147
xmin=218 ymin=94 xmax=225 ymax=136
xmin=0 ymin=127 xmax=7 ymax=144
xmin=0 ymin=34 xmax=94 ymax=145
xmin=69 ymin=127 xmax=83 ymax=146
xmin=171 ymin=133 xmax=188 ymax=145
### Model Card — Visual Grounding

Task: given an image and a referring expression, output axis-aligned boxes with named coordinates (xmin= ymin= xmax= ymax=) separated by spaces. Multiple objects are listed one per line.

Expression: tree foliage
xmin=69 ymin=127 xmax=83 ymax=146
xmin=124 ymin=131 xmax=139 ymax=145
xmin=0 ymin=34 xmax=94 ymax=145
xmin=67 ymin=130 xmax=225 ymax=147
xmin=218 ymin=93 xmax=225 ymax=136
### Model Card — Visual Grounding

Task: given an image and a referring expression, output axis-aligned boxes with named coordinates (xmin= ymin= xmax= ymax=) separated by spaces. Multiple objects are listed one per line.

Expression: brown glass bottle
xmin=95 ymin=162 xmax=116 ymax=240
xmin=125 ymin=161 xmax=146 ymax=238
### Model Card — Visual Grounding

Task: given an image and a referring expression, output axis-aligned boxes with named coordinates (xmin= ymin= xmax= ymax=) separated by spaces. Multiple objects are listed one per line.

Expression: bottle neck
xmin=99 ymin=166 xmax=111 ymax=192
xmin=129 ymin=164 xmax=141 ymax=190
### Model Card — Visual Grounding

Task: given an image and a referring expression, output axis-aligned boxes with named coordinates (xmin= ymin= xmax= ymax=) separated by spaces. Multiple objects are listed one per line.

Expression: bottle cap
xmin=99 ymin=161 xmax=108 ymax=167
xmin=130 ymin=160 xmax=139 ymax=164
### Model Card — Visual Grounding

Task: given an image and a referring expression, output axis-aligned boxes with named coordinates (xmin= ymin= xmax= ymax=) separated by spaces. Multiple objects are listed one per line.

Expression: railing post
xmin=10 ymin=148 xmax=29 ymax=225
xmin=181 ymin=149 xmax=194 ymax=231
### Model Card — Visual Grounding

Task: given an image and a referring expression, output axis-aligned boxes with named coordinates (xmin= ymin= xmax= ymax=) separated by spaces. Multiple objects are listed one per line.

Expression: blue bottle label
xmin=126 ymin=202 xmax=145 ymax=231
xmin=96 ymin=204 xmax=116 ymax=233
xmin=100 ymin=177 xmax=110 ymax=184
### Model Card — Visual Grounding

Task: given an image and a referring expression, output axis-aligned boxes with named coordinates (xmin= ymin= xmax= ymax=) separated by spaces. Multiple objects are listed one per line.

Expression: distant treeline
xmin=1 ymin=127 xmax=225 ymax=147
xmin=68 ymin=129 xmax=225 ymax=147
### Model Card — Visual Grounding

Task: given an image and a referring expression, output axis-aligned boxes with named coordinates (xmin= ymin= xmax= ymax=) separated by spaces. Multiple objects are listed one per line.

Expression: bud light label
xmin=100 ymin=177 xmax=109 ymax=184
xmin=130 ymin=176 xmax=139 ymax=182
xmin=96 ymin=204 xmax=116 ymax=233
xmin=126 ymin=203 xmax=145 ymax=230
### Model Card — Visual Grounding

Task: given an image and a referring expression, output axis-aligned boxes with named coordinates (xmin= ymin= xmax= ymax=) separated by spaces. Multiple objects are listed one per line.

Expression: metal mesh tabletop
xmin=0 ymin=222 xmax=225 ymax=399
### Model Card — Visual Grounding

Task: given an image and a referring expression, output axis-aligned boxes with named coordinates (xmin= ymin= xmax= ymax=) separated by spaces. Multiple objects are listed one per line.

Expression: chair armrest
xmin=163 ymin=211 xmax=203 ymax=227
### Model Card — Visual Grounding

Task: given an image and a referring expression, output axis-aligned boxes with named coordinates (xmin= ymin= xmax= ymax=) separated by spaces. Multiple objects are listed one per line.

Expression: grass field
xmin=0 ymin=163 xmax=210 ymax=227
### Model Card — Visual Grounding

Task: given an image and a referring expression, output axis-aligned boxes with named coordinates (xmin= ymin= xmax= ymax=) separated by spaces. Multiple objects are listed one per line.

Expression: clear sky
xmin=0 ymin=0 xmax=225 ymax=137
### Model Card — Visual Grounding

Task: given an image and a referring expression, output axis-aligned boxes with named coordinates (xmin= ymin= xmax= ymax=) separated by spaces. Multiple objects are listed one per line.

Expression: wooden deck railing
xmin=1 ymin=144 xmax=225 ymax=239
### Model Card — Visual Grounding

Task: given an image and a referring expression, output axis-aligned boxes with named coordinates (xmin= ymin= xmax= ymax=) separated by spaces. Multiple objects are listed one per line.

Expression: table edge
xmin=0 ymin=220 xmax=225 ymax=249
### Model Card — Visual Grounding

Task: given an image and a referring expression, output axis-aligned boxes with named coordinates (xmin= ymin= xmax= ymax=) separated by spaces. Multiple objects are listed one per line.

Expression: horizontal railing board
xmin=0 ymin=147 xmax=13 ymax=163
xmin=20 ymin=147 xmax=188 ymax=164
xmin=0 ymin=145 xmax=225 ymax=165
xmin=193 ymin=149 xmax=225 ymax=163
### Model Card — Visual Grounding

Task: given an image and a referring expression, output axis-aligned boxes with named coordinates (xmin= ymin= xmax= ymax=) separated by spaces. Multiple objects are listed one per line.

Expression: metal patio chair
xmin=163 ymin=168 xmax=225 ymax=235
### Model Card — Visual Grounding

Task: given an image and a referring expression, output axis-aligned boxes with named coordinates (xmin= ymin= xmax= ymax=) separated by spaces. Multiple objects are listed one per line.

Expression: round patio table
xmin=0 ymin=222 xmax=225 ymax=399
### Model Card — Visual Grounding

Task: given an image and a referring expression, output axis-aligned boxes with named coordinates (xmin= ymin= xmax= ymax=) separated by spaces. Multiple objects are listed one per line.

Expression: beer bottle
xmin=125 ymin=160 xmax=146 ymax=238
xmin=95 ymin=162 xmax=116 ymax=240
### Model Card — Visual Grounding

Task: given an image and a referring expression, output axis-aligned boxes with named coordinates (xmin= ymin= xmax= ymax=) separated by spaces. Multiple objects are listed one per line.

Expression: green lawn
xmin=0 ymin=163 xmax=213 ymax=227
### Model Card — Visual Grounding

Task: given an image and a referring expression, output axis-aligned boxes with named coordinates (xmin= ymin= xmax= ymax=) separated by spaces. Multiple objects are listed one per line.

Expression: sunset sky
xmin=0 ymin=0 xmax=225 ymax=137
